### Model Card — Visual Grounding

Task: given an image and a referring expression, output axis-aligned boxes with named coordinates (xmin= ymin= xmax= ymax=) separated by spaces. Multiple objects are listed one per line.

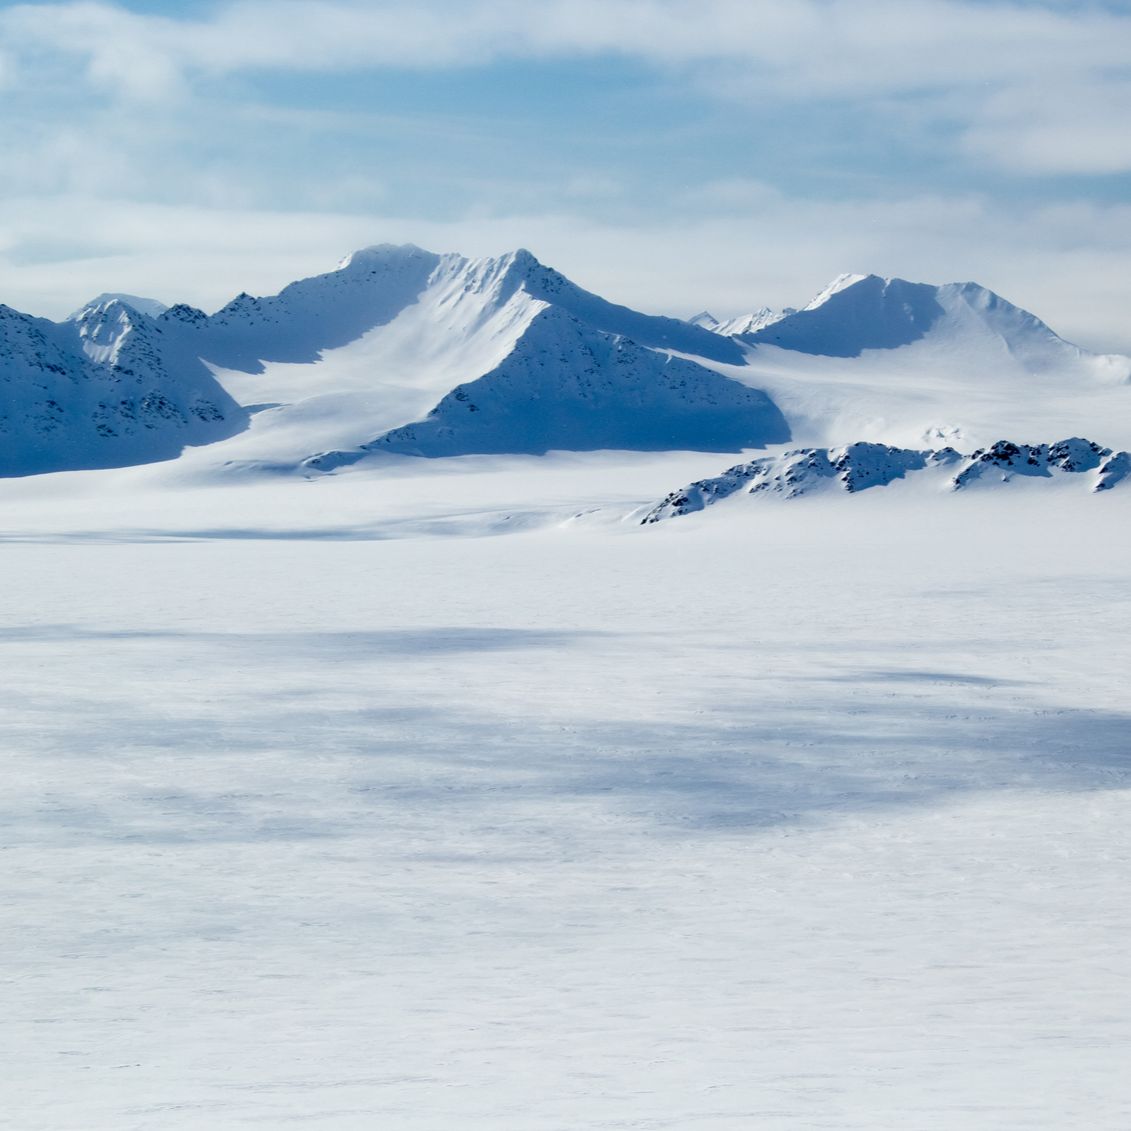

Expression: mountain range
xmin=0 ymin=243 xmax=1128 ymax=480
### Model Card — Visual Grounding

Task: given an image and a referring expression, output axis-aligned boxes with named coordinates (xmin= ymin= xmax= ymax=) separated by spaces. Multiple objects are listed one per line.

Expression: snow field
xmin=4 ymin=490 xmax=1131 ymax=1128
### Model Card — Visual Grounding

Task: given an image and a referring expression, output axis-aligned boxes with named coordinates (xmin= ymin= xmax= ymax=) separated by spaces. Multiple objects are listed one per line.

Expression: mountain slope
xmin=0 ymin=299 xmax=244 ymax=476
xmin=307 ymin=306 xmax=787 ymax=465
xmin=738 ymin=273 xmax=1103 ymax=368
xmin=710 ymin=273 xmax=1131 ymax=450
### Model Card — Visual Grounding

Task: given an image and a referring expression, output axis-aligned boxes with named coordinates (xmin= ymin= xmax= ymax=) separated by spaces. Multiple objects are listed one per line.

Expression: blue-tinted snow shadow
xmin=3 ymin=623 xmax=1129 ymax=847
xmin=0 ymin=527 xmax=401 ymax=544
xmin=0 ymin=514 xmax=558 ymax=543
xmin=0 ymin=624 xmax=601 ymax=654
xmin=814 ymin=668 xmax=1028 ymax=687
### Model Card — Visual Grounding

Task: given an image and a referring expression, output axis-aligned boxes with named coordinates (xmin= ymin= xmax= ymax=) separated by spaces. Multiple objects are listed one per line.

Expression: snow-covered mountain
xmin=0 ymin=298 xmax=243 ymax=475
xmin=158 ymin=243 xmax=784 ymax=467
xmin=641 ymin=437 xmax=1130 ymax=522
xmin=741 ymin=273 xmax=1085 ymax=363
xmin=68 ymin=293 xmax=170 ymax=321
xmin=3 ymin=247 xmax=1130 ymax=478
xmin=709 ymin=272 xmax=1131 ymax=451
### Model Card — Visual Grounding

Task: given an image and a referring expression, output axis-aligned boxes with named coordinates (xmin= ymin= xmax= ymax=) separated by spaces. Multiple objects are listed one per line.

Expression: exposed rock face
xmin=642 ymin=438 xmax=1129 ymax=523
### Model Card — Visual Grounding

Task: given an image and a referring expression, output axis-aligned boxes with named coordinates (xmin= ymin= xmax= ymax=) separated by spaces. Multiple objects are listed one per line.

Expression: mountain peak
xmin=804 ymin=273 xmax=873 ymax=311
xmin=689 ymin=311 xmax=719 ymax=330
xmin=67 ymin=293 xmax=168 ymax=322
xmin=748 ymin=274 xmax=946 ymax=357
xmin=706 ymin=307 xmax=788 ymax=337
xmin=336 ymin=243 xmax=436 ymax=271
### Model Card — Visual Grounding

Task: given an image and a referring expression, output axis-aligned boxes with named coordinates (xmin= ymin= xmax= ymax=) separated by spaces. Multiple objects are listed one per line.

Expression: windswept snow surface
xmin=4 ymin=474 xmax=1131 ymax=1130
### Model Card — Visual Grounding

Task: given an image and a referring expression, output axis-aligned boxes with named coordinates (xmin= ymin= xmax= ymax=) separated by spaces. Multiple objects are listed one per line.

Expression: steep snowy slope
xmin=0 ymin=299 xmax=244 ymax=476
xmin=510 ymin=250 xmax=744 ymax=366
xmin=708 ymin=274 xmax=1131 ymax=449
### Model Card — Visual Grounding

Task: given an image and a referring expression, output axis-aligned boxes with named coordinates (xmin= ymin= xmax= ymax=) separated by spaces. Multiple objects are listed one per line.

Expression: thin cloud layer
xmin=0 ymin=0 xmax=1128 ymax=352
xmin=3 ymin=0 xmax=1129 ymax=171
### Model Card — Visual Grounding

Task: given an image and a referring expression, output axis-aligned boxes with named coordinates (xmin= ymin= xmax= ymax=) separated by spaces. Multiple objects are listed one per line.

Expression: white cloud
xmin=1 ymin=3 xmax=1126 ymax=94
xmin=2 ymin=0 xmax=1127 ymax=175
xmin=962 ymin=78 xmax=1131 ymax=175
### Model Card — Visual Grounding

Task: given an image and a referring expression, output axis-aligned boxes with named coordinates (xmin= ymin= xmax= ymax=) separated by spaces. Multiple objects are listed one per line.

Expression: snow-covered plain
xmin=5 ymin=458 xmax=1131 ymax=1129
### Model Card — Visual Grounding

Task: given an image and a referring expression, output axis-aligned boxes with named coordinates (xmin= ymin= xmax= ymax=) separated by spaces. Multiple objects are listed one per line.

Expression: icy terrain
xmin=4 ymin=476 xmax=1131 ymax=1130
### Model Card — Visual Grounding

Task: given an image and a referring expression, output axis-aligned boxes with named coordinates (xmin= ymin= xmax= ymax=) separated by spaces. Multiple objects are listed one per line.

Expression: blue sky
xmin=1 ymin=0 xmax=1130 ymax=351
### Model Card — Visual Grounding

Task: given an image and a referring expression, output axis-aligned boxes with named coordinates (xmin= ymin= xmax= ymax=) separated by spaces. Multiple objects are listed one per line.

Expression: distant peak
xmin=336 ymin=243 xmax=435 ymax=270
xmin=67 ymin=293 xmax=168 ymax=321
xmin=689 ymin=311 xmax=719 ymax=329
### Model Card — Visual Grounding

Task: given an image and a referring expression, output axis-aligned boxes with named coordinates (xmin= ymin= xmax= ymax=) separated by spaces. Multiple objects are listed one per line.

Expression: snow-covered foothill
xmin=951 ymin=437 xmax=1111 ymax=488
xmin=742 ymin=273 xmax=1079 ymax=361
